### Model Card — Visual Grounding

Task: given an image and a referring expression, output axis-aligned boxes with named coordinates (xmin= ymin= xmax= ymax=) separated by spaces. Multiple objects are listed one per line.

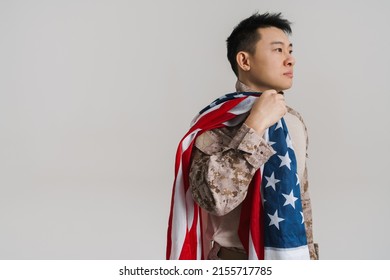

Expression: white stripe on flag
xmin=185 ymin=189 xmax=194 ymax=230
xmin=227 ymin=96 xmax=257 ymax=115
xmin=247 ymin=231 xmax=259 ymax=260
xmin=265 ymin=245 xmax=310 ymax=260
xmin=170 ymin=163 xmax=187 ymax=260
xmin=181 ymin=129 xmax=200 ymax=151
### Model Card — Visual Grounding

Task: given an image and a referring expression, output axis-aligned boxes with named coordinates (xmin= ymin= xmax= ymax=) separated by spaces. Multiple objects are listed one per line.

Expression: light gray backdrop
xmin=1 ymin=0 xmax=389 ymax=259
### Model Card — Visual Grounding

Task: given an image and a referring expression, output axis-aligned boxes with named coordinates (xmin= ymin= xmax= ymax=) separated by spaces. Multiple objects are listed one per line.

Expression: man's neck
xmin=235 ymin=80 xmax=258 ymax=92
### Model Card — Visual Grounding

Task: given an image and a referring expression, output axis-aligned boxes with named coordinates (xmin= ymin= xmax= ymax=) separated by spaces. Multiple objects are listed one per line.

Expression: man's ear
xmin=236 ymin=51 xmax=251 ymax=72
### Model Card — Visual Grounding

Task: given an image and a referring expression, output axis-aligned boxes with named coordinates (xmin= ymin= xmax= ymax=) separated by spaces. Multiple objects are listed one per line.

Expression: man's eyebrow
xmin=270 ymin=41 xmax=293 ymax=47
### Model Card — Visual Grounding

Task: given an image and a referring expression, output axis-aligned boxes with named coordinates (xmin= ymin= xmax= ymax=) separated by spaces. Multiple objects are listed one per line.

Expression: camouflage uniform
xmin=189 ymin=81 xmax=319 ymax=260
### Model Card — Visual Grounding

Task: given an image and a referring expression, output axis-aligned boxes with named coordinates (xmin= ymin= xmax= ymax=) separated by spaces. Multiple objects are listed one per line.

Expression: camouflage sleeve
xmin=189 ymin=123 xmax=275 ymax=216
xmin=301 ymin=167 xmax=319 ymax=260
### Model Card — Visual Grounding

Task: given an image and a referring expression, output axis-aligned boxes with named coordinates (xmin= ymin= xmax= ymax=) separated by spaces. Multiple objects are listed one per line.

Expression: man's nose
xmin=285 ymin=54 xmax=295 ymax=67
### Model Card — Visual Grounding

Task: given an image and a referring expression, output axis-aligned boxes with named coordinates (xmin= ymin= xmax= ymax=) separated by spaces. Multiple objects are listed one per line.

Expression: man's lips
xmin=283 ymin=72 xmax=293 ymax=78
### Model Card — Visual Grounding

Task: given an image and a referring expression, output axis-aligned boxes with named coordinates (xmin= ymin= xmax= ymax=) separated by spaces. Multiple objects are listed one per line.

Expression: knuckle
xmin=264 ymin=89 xmax=277 ymax=95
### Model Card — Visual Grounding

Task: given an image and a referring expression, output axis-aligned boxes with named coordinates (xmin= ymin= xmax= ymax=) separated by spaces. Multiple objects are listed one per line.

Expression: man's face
xmin=244 ymin=27 xmax=295 ymax=92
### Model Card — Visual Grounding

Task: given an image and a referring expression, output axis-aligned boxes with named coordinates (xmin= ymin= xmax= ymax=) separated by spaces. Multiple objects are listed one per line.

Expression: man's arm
xmin=189 ymin=123 xmax=274 ymax=216
xmin=190 ymin=90 xmax=286 ymax=216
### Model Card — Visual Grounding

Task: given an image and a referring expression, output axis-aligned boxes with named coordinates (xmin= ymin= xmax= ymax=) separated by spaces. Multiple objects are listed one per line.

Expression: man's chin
xmin=277 ymin=83 xmax=293 ymax=92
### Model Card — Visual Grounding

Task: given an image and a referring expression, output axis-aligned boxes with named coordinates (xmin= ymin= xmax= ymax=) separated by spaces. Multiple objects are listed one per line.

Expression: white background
xmin=0 ymin=0 xmax=389 ymax=259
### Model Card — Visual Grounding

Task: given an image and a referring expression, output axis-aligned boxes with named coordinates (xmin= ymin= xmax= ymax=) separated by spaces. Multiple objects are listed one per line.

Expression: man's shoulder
xmin=286 ymin=106 xmax=306 ymax=124
xmin=195 ymin=125 xmax=239 ymax=155
xmin=286 ymin=106 xmax=309 ymax=153
xmin=286 ymin=106 xmax=309 ymax=133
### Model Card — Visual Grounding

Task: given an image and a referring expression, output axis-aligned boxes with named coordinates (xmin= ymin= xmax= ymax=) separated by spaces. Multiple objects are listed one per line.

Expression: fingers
xmin=263 ymin=89 xmax=287 ymax=116
xmin=260 ymin=89 xmax=286 ymax=104
xmin=262 ymin=89 xmax=285 ymax=100
xmin=245 ymin=89 xmax=288 ymax=135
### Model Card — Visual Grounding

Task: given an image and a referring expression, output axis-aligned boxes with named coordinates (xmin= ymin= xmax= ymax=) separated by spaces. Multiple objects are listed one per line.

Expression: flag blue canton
xmin=262 ymin=118 xmax=308 ymax=248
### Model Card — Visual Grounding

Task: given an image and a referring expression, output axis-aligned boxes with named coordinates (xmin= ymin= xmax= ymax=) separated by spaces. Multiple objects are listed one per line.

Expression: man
xmin=167 ymin=12 xmax=318 ymax=260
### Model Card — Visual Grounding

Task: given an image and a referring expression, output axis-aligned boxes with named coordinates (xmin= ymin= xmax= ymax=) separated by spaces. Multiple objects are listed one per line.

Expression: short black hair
xmin=226 ymin=12 xmax=292 ymax=76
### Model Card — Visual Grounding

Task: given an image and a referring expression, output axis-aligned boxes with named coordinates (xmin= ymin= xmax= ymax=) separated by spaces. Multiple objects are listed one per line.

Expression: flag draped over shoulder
xmin=166 ymin=92 xmax=309 ymax=260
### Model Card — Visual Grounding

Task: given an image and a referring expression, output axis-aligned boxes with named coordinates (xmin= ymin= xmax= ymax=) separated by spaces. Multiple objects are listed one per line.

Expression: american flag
xmin=166 ymin=92 xmax=309 ymax=260
xmin=262 ymin=118 xmax=309 ymax=259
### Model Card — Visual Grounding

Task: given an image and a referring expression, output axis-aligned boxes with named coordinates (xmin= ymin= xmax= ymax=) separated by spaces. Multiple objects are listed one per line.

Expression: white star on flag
xmin=275 ymin=120 xmax=283 ymax=130
xmin=296 ymin=173 xmax=300 ymax=185
xmin=209 ymin=101 xmax=217 ymax=107
xmin=278 ymin=151 xmax=292 ymax=170
xmin=268 ymin=210 xmax=285 ymax=230
xmin=282 ymin=190 xmax=298 ymax=208
xmin=264 ymin=172 xmax=280 ymax=191
xmin=286 ymin=134 xmax=294 ymax=150
xmin=268 ymin=140 xmax=276 ymax=146
xmin=300 ymin=211 xmax=304 ymax=224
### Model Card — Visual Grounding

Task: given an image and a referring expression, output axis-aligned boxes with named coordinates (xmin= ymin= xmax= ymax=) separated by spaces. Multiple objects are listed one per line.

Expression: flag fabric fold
xmin=166 ymin=92 xmax=309 ymax=260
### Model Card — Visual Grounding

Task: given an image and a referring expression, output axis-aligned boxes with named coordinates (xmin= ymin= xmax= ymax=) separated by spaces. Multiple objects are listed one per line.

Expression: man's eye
xmin=289 ymin=50 xmax=293 ymax=54
xmin=275 ymin=48 xmax=283 ymax=52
